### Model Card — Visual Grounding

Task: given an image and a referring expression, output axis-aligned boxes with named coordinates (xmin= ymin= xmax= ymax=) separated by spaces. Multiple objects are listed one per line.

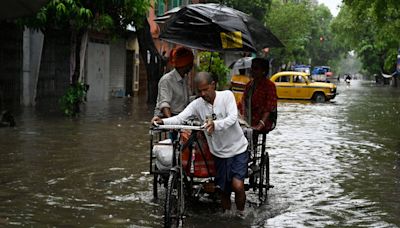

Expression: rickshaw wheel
xmin=164 ymin=171 xmax=180 ymax=228
xmin=258 ymin=152 xmax=270 ymax=202
xmin=153 ymin=173 xmax=158 ymax=199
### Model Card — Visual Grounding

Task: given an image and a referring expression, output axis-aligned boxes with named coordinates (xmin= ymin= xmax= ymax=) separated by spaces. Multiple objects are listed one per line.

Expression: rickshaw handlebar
xmin=152 ymin=124 xmax=205 ymax=131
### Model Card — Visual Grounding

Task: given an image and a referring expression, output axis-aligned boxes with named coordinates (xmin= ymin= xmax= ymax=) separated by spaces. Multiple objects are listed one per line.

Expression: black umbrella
xmin=154 ymin=6 xmax=182 ymax=24
xmin=0 ymin=0 xmax=48 ymax=20
xmin=158 ymin=3 xmax=284 ymax=52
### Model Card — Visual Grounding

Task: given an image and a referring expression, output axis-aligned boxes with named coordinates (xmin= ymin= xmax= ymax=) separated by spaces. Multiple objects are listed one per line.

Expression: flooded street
xmin=1 ymin=80 xmax=400 ymax=227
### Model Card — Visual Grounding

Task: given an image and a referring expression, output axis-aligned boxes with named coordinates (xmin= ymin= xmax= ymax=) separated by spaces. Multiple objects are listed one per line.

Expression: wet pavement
xmin=0 ymin=80 xmax=399 ymax=227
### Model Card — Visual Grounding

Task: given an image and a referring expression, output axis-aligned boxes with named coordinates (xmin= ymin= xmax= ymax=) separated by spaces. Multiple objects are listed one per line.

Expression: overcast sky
xmin=318 ymin=0 xmax=342 ymax=17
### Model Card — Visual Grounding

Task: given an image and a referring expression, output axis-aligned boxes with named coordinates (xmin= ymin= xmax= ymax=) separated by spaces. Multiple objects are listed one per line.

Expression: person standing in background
xmin=154 ymin=47 xmax=194 ymax=117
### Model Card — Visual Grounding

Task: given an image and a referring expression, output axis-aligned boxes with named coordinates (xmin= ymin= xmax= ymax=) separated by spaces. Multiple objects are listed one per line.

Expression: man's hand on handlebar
xmin=151 ymin=116 xmax=164 ymax=126
xmin=252 ymin=123 xmax=264 ymax=131
xmin=205 ymin=121 xmax=215 ymax=134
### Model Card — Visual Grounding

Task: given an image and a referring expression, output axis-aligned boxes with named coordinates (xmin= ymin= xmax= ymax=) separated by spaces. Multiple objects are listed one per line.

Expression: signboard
xmin=220 ymin=32 xmax=243 ymax=49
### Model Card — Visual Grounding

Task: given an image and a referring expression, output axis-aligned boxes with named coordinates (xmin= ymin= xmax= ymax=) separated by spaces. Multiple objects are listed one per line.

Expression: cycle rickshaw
xmin=149 ymin=120 xmax=273 ymax=227
xmin=149 ymin=3 xmax=283 ymax=226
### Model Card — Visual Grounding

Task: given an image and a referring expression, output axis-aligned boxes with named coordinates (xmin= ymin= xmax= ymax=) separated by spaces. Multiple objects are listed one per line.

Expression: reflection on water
xmin=0 ymin=81 xmax=399 ymax=227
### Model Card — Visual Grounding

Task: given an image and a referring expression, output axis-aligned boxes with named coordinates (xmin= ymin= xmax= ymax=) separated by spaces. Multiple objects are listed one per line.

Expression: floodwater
xmin=1 ymin=80 xmax=399 ymax=227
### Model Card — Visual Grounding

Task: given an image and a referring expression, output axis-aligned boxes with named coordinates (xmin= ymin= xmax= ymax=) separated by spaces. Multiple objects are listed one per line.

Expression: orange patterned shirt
xmin=238 ymin=78 xmax=277 ymax=132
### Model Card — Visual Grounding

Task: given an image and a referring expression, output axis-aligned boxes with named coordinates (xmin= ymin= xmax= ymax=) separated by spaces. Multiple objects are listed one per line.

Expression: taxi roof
xmin=272 ymin=71 xmax=309 ymax=77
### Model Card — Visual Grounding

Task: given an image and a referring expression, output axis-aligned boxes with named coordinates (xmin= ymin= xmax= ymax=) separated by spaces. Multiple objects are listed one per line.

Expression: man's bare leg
xmin=232 ymin=177 xmax=246 ymax=211
xmin=220 ymin=192 xmax=232 ymax=211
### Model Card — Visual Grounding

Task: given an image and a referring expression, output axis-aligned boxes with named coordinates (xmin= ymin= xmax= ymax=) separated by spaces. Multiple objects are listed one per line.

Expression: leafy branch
xmin=197 ymin=52 xmax=230 ymax=90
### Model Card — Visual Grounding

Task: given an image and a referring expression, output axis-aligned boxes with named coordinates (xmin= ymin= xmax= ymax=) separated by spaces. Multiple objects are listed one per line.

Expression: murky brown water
xmin=1 ymin=80 xmax=399 ymax=227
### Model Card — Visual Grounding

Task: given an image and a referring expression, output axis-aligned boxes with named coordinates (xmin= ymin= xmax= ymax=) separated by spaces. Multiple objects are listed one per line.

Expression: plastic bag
xmin=153 ymin=139 xmax=173 ymax=170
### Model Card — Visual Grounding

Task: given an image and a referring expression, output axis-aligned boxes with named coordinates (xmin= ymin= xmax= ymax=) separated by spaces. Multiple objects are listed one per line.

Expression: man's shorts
xmin=214 ymin=151 xmax=248 ymax=193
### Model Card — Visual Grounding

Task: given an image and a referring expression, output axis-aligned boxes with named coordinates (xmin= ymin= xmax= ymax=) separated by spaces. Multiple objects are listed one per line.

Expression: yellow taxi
xmin=270 ymin=71 xmax=337 ymax=102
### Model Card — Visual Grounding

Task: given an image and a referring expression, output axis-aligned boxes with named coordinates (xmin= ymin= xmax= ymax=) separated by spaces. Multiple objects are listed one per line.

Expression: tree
xmin=137 ymin=18 xmax=166 ymax=105
xmin=307 ymin=5 xmax=333 ymax=65
xmin=211 ymin=0 xmax=271 ymax=20
xmin=263 ymin=0 xmax=346 ymax=73
xmin=265 ymin=0 xmax=313 ymax=68
xmin=197 ymin=52 xmax=230 ymax=90
xmin=331 ymin=6 xmax=382 ymax=76
xmin=331 ymin=1 xmax=400 ymax=78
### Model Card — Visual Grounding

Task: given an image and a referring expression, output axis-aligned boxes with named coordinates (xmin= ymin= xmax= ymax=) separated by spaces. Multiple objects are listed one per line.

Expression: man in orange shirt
xmin=239 ymin=58 xmax=277 ymax=132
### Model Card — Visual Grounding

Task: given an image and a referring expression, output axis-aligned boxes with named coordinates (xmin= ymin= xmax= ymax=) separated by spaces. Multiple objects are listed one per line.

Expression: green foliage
xmin=333 ymin=52 xmax=363 ymax=76
xmin=307 ymin=5 xmax=342 ymax=66
xmin=197 ymin=52 xmax=230 ymax=90
xmin=59 ymin=83 xmax=86 ymax=116
xmin=264 ymin=0 xmax=345 ymax=71
xmin=265 ymin=0 xmax=313 ymax=65
xmin=211 ymin=0 xmax=271 ymax=19
xmin=331 ymin=1 xmax=400 ymax=75
xmin=19 ymin=0 xmax=151 ymax=33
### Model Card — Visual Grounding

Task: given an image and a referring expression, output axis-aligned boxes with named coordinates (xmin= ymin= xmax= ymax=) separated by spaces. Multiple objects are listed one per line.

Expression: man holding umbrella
xmin=154 ymin=47 xmax=194 ymax=117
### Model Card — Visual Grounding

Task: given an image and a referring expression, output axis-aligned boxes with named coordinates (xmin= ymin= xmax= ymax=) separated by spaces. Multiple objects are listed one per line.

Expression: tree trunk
xmin=70 ymin=29 xmax=85 ymax=114
xmin=137 ymin=17 xmax=166 ymax=104
xmin=72 ymin=29 xmax=84 ymax=85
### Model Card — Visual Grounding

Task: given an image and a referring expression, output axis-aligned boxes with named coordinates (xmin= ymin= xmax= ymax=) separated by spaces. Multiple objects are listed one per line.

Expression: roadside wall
xmin=36 ymin=29 xmax=70 ymax=106
xmin=109 ymin=40 xmax=126 ymax=97
xmin=0 ymin=22 xmax=22 ymax=110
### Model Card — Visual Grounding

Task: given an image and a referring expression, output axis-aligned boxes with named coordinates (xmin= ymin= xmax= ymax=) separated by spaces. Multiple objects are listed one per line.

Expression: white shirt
xmin=163 ymin=90 xmax=248 ymax=158
xmin=155 ymin=69 xmax=189 ymax=116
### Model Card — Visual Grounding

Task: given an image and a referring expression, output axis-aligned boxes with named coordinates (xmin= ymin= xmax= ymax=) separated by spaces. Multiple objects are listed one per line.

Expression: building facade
xmin=0 ymin=23 xmax=141 ymax=110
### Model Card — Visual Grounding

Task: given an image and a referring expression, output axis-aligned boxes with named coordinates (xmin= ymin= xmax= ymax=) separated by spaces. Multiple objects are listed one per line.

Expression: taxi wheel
xmin=313 ymin=93 xmax=326 ymax=103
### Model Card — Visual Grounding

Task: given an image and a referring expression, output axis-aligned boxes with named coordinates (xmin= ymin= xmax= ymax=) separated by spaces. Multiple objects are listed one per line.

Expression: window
xmin=293 ymin=75 xmax=306 ymax=83
xmin=277 ymin=75 xmax=290 ymax=82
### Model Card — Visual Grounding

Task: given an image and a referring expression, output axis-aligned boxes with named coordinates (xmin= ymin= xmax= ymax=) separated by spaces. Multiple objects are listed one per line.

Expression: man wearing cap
xmin=154 ymin=47 xmax=194 ymax=117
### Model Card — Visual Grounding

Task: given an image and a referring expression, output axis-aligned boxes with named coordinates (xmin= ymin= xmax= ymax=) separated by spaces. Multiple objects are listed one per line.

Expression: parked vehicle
xmin=311 ymin=66 xmax=333 ymax=82
xmin=270 ymin=71 xmax=338 ymax=102
xmin=293 ymin=64 xmax=311 ymax=75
